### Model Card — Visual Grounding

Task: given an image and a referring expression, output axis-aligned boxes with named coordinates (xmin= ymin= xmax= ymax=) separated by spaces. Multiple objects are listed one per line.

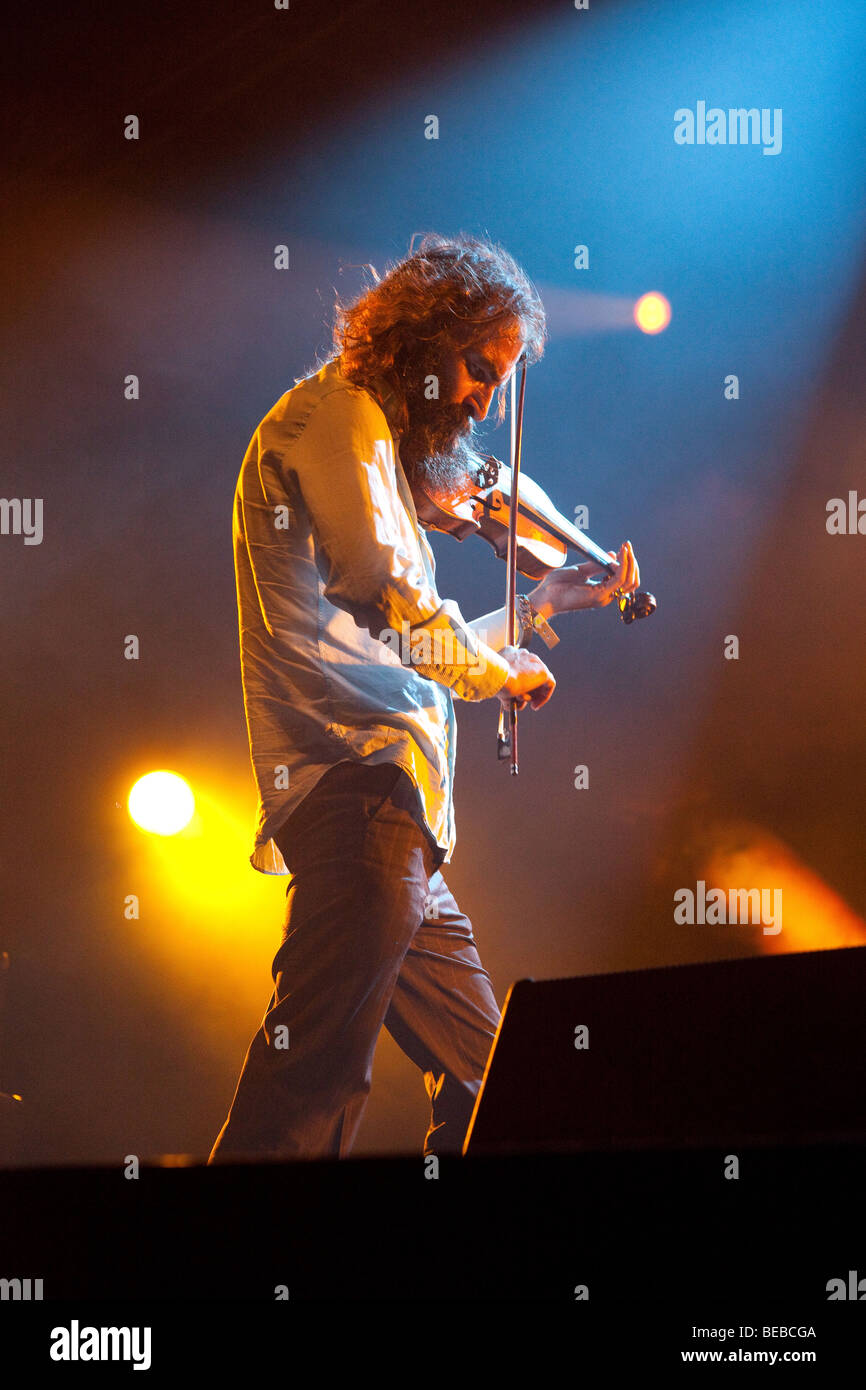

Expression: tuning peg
xmin=618 ymin=590 xmax=657 ymax=624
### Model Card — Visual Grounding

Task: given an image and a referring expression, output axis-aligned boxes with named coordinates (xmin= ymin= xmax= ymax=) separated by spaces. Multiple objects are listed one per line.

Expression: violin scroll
xmin=618 ymin=589 xmax=657 ymax=624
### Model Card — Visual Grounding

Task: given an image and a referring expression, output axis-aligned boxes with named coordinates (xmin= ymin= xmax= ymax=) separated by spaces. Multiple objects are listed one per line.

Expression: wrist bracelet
xmin=516 ymin=594 xmax=559 ymax=649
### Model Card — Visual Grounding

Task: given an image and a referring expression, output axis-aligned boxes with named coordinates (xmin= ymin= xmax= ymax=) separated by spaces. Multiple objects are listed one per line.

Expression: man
xmin=208 ymin=234 xmax=638 ymax=1162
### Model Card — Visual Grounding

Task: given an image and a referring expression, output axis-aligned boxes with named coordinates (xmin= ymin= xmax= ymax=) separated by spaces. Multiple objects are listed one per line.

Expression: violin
xmin=418 ymin=358 xmax=656 ymax=771
xmin=428 ymin=455 xmax=657 ymax=625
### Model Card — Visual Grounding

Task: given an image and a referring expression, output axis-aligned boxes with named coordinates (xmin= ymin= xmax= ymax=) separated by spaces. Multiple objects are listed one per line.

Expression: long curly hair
xmin=332 ymin=232 xmax=546 ymax=434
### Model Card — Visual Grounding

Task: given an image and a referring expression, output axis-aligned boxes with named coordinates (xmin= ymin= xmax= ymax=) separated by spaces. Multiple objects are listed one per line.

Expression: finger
xmin=620 ymin=542 xmax=636 ymax=592
xmin=605 ymin=550 xmax=626 ymax=597
xmin=607 ymin=545 xmax=626 ymax=589
xmin=532 ymin=678 xmax=555 ymax=708
xmin=594 ymin=573 xmax=616 ymax=606
xmin=623 ymin=542 xmax=639 ymax=593
xmin=628 ymin=541 xmax=638 ymax=586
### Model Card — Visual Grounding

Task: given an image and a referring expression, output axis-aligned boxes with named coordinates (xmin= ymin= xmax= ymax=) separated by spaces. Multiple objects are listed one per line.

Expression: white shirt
xmin=233 ymin=355 xmax=511 ymax=874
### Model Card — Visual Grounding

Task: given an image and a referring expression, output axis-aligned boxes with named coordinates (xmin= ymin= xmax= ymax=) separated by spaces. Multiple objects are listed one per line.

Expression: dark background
xmin=2 ymin=0 xmax=864 ymax=1164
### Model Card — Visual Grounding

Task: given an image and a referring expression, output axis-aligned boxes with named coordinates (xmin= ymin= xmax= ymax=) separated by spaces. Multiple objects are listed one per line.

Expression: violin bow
xmin=491 ymin=356 xmax=656 ymax=771
xmin=496 ymin=355 xmax=528 ymax=774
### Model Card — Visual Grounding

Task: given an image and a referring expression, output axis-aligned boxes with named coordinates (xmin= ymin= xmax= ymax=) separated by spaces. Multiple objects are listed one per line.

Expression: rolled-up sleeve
xmin=288 ymin=384 xmax=510 ymax=702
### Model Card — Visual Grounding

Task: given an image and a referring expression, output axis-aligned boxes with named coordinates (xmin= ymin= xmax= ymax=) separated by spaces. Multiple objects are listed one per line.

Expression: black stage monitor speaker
xmin=463 ymin=945 xmax=866 ymax=1155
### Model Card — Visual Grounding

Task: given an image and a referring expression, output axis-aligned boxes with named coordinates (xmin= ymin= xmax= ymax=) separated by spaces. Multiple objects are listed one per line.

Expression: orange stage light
xmin=634 ymin=291 xmax=672 ymax=335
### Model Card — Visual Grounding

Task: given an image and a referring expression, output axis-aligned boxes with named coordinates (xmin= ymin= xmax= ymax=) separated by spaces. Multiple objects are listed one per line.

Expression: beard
xmin=397 ymin=364 xmax=486 ymax=499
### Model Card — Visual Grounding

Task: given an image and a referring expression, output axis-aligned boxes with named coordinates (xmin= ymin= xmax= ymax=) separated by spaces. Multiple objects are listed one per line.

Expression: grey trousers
xmin=207 ymin=761 xmax=501 ymax=1162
